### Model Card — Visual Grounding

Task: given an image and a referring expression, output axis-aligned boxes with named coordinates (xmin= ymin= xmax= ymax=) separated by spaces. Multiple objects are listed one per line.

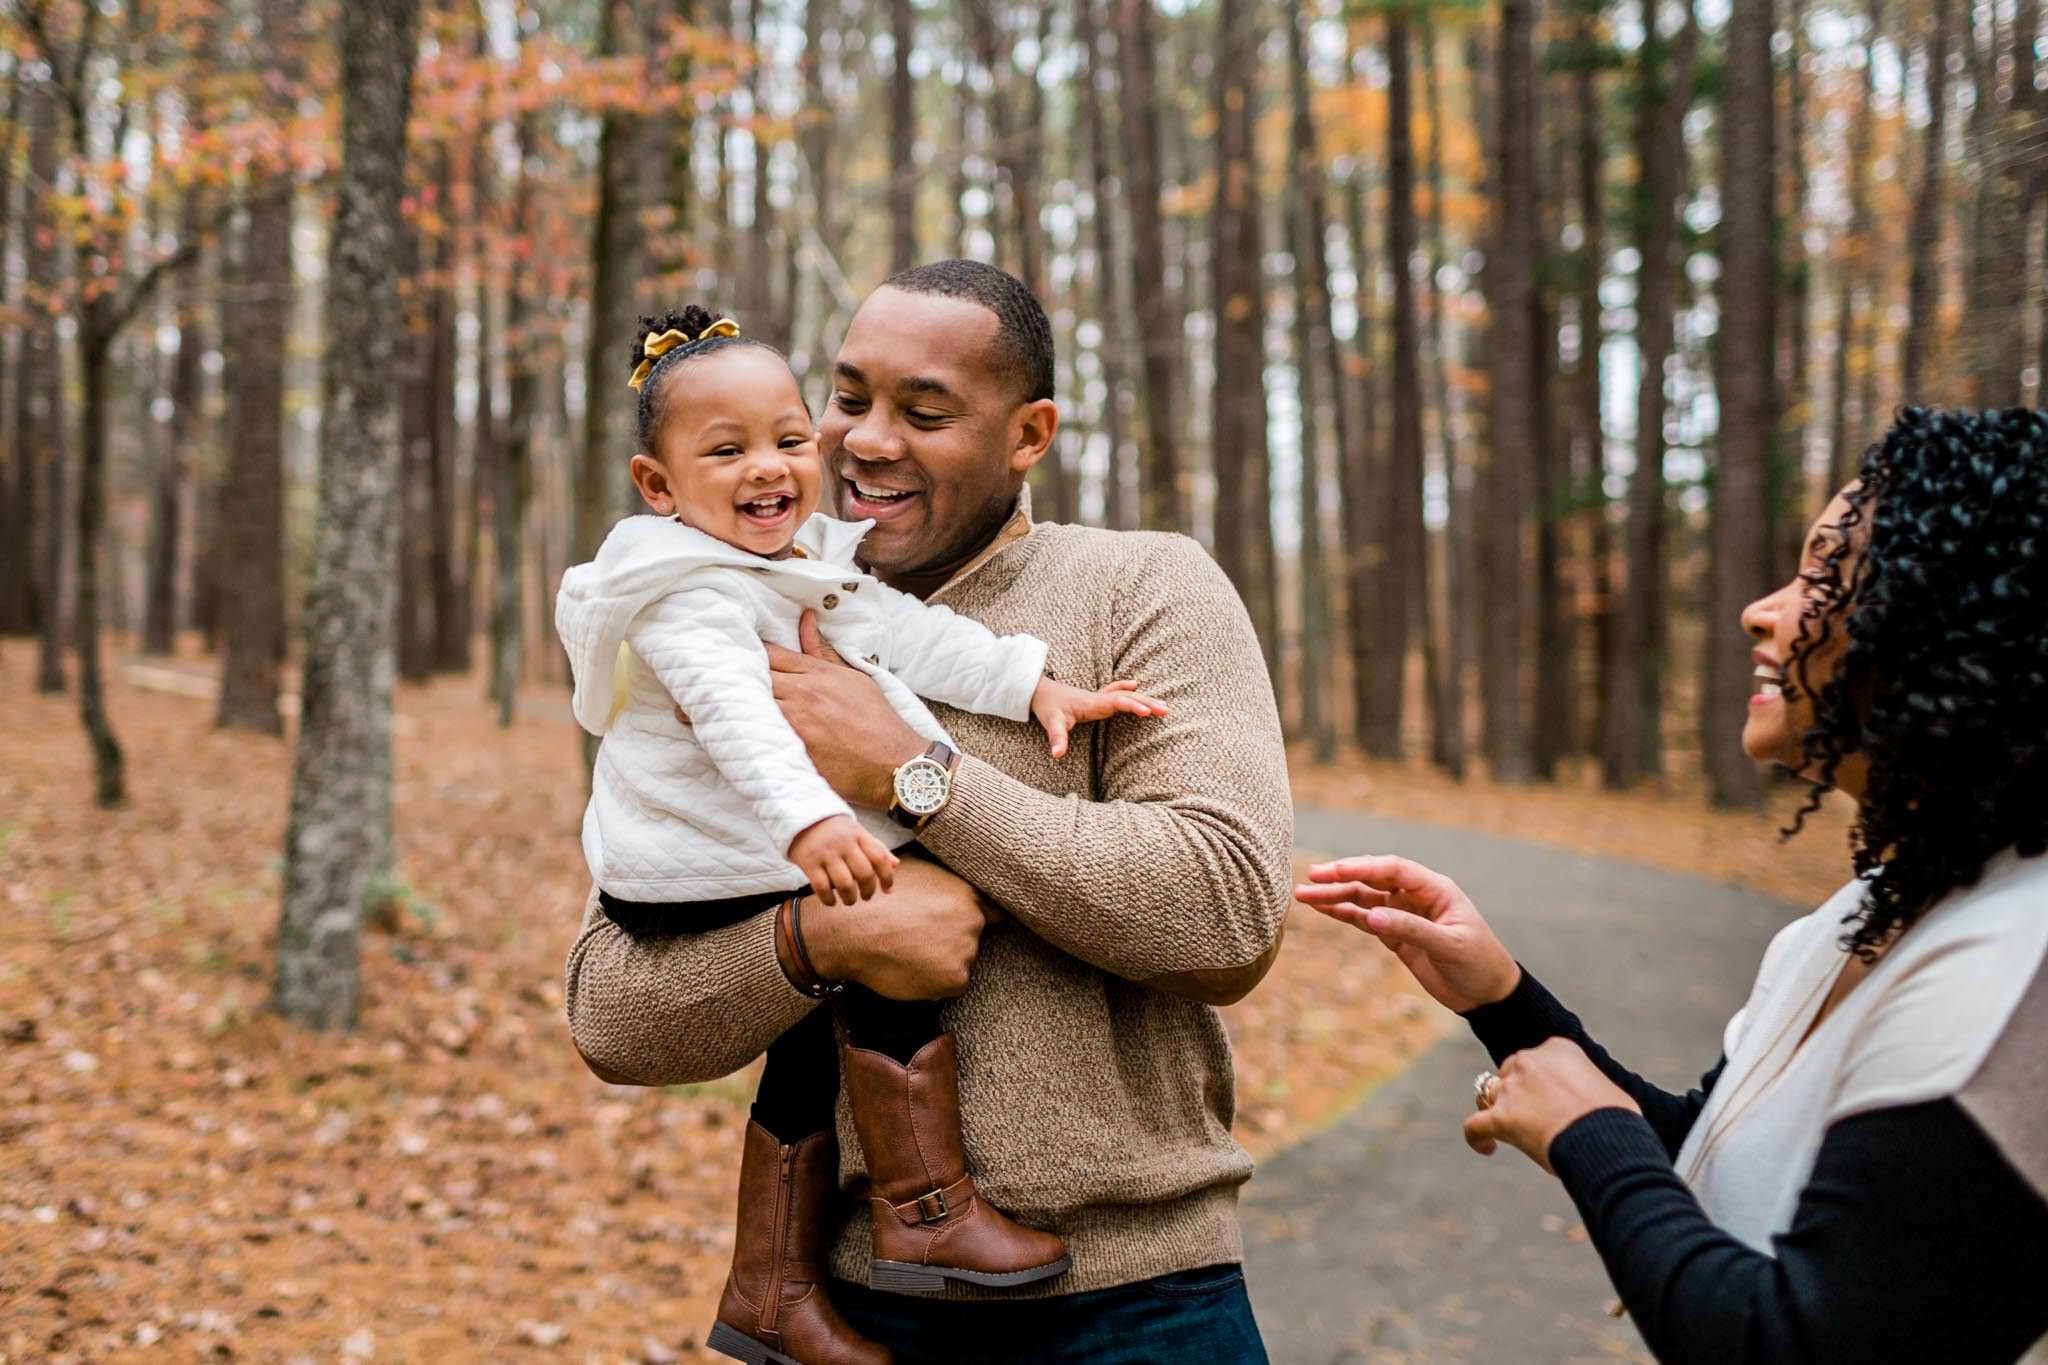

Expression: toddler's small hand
xmin=789 ymin=815 xmax=900 ymax=906
xmin=1030 ymin=678 xmax=1169 ymax=760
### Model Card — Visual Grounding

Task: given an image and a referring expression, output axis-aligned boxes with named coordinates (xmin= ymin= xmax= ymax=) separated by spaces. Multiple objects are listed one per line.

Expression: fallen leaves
xmin=1 ymin=645 xmax=1431 ymax=1363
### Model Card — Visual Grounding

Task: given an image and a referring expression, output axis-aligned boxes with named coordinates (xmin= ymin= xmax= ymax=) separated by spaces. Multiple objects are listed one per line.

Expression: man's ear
xmin=629 ymin=453 xmax=676 ymax=515
xmin=1009 ymin=398 xmax=1059 ymax=474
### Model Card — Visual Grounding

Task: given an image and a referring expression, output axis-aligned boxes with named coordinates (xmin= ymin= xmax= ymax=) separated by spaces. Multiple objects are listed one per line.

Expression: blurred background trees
xmin=2 ymin=0 xmax=2043 ymax=830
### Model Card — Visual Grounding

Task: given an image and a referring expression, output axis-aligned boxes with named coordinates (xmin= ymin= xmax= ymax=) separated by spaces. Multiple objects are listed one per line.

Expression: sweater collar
xmin=931 ymin=485 xmax=1036 ymax=603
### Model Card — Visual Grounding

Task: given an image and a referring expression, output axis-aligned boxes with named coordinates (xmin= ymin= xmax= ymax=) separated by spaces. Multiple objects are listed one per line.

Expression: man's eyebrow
xmin=833 ymin=362 xmax=867 ymax=385
xmin=898 ymin=375 xmax=964 ymax=403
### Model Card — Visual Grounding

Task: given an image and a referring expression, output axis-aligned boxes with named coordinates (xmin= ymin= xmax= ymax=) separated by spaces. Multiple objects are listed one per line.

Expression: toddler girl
xmin=555 ymin=307 xmax=1163 ymax=1365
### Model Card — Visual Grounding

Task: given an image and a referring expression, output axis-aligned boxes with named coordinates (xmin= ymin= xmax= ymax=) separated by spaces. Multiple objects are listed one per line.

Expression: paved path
xmin=1244 ymin=808 xmax=1802 ymax=1365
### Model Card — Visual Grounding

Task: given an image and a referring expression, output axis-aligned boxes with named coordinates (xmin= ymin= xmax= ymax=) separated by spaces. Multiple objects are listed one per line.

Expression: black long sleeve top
xmin=1460 ymin=971 xmax=2048 ymax=1365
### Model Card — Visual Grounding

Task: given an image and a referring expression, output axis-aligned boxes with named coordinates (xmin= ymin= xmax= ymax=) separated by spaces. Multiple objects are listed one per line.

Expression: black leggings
xmin=598 ymin=886 xmax=942 ymax=1143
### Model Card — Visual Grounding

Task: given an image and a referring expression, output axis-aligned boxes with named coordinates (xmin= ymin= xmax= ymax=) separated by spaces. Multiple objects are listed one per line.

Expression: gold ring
xmin=1473 ymin=1070 xmax=1501 ymax=1111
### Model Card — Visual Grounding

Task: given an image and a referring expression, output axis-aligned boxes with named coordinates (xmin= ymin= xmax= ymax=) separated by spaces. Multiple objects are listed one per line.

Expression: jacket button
xmin=866 ymin=654 xmax=880 ymax=666
xmin=842 ymin=582 xmax=859 ymax=592
xmin=822 ymin=594 xmax=840 ymax=610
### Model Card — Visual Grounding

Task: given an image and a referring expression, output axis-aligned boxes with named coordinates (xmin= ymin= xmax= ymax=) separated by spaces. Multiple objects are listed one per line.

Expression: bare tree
xmin=1119 ymin=0 xmax=1181 ymax=532
xmin=1208 ymin=0 xmax=1277 ymax=667
xmin=1703 ymin=0 xmax=1775 ymax=810
xmin=1600 ymin=0 xmax=1697 ymax=788
xmin=1826 ymin=0 xmax=1879 ymax=496
xmin=1421 ymin=21 xmax=1467 ymax=778
xmin=275 ymin=0 xmax=423 ymax=1030
xmin=576 ymin=0 xmax=643 ymax=566
xmin=216 ymin=0 xmax=299 ymax=734
xmin=12 ymin=83 xmax=65 ymax=690
xmin=1286 ymin=0 xmax=1335 ymax=761
xmin=1902 ymin=0 xmax=1951 ymax=400
xmin=888 ymin=0 xmax=915 ymax=273
xmin=1483 ymin=0 xmax=1541 ymax=782
xmin=1367 ymin=15 xmax=1427 ymax=762
xmin=1077 ymin=0 xmax=1132 ymax=529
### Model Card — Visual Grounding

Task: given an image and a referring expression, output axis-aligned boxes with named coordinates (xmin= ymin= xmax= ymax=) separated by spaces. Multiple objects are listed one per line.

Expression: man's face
xmin=821 ymin=287 xmax=1051 ymax=582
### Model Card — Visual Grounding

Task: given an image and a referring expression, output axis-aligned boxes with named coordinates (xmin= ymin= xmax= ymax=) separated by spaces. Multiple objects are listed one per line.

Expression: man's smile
xmin=843 ymin=473 xmax=924 ymax=522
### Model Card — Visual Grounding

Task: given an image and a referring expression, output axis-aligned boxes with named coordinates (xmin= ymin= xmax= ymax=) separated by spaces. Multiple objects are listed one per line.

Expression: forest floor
xmin=0 ymin=640 xmax=1849 ymax=1364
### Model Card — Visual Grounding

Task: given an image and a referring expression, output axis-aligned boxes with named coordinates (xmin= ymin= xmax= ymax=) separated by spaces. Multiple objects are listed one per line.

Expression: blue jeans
xmin=830 ymin=1264 xmax=1269 ymax=1364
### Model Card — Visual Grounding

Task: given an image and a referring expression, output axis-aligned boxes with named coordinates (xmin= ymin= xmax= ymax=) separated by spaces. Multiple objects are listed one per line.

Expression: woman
xmin=1300 ymin=407 xmax=2047 ymax=1364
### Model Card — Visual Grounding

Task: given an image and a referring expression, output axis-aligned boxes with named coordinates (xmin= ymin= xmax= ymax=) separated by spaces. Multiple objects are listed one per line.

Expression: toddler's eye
xmin=779 ymin=435 xmax=810 ymax=449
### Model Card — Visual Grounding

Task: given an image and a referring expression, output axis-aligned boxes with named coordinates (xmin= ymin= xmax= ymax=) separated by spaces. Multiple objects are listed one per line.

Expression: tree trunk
xmin=1483 ymin=0 xmax=1541 ymax=782
xmin=577 ymin=0 xmax=643 ymax=567
xmin=1342 ymin=168 xmax=1380 ymax=750
xmin=494 ymin=116 xmax=540 ymax=729
xmin=1827 ymin=0 xmax=1879 ymax=496
xmin=1077 ymin=0 xmax=1132 ymax=530
xmin=1601 ymin=0 xmax=1697 ymax=788
xmin=24 ymin=85 xmax=66 ymax=691
xmin=1970 ymin=0 xmax=2034 ymax=408
xmin=139 ymin=292 xmax=177 ymax=657
xmin=0 ymin=69 xmax=22 ymax=639
xmin=1367 ymin=17 xmax=1427 ymax=762
xmin=1119 ymin=0 xmax=1182 ymax=533
xmin=276 ymin=0 xmax=421 ymax=1032
xmin=1208 ymin=0 xmax=1277 ymax=671
xmin=1574 ymin=9 xmax=1613 ymax=761
xmin=1703 ymin=0 xmax=1774 ymax=810
xmin=1421 ymin=22 xmax=1467 ymax=778
xmin=1777 ymin=0 xmax=1814 ymax=553
xmin=216 ymin=2 xmax=296 ymax=735
xmin=398 ymin=206 xmax=437 ymax=683
xmin=72 ymin=310 xmax=123 ymax=804
xmin=147 ymin=190 xmax=210 ymax=656
xmin=1902 ymin=0 xmax=1951 ymax=401
xmin=888 ymin=0 xmax=916 ymax=273
xmin=1286 ymin=1 xmax=1335 ymax=762
xmin=799 ymin=0 xmax=838 ymax=370
xmin=428 ymin=152 xmax=465 ymax=674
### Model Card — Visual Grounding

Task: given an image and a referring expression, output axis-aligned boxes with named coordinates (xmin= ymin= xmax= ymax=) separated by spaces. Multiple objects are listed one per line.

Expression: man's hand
xmin=798 ymin=858 xmax=997 ymax=1000
xmin=766 ymin=611 xmax=925 ymax=810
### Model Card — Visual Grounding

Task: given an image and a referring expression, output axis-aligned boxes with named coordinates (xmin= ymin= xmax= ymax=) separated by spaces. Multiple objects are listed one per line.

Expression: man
xmin=564 ymin=260 xmax=1292 ymax=1363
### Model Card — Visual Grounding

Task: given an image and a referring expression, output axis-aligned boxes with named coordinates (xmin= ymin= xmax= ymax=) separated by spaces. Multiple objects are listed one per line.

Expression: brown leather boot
xmin=841 ymin=1033 xmax=1071 ymax=1294
xmin=708 ymin=1119 xmax=892 ymax=1365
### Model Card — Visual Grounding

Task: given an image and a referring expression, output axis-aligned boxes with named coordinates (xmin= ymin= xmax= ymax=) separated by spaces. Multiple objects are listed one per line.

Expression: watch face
xmin=894 ymin=758 xmax=950 ymax=815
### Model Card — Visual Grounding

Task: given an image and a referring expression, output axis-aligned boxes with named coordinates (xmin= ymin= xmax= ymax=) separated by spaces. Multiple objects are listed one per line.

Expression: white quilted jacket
xmin=555 ymin=512 xmax=1050 ymax=901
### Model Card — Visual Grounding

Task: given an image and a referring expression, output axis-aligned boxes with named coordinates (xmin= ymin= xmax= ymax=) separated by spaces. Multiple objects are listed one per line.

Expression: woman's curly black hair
xmin=1784 ymin=407 xmax=2048 ymax=957
xmin=629 ymin=306 xmax=780 ymax=451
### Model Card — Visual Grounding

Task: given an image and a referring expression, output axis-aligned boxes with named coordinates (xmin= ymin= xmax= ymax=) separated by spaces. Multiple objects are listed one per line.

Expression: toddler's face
xmin=632 ymin=348 xmax=823 ymax=557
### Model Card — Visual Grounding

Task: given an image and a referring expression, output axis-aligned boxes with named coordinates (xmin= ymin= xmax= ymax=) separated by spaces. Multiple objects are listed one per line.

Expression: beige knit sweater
xmin=562 ymin=498 xmax=1295 ymax=1296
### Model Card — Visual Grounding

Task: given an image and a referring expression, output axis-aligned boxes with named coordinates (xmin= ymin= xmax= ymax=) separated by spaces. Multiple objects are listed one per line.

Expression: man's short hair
xmin=880 ymin=259 xmax=1056 ymax=404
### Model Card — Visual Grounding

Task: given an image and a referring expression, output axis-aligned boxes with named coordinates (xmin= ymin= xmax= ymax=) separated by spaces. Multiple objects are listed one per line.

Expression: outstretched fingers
xmin=1101 ymin=680 xmax=1170 ymax=717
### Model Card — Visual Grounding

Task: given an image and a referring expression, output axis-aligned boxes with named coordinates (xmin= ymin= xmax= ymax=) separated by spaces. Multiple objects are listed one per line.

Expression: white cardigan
xmin=554 ymin=513 xmax=1048 ymax=901
xmin=1675 ymin=848 xmax=2048 ymax=1261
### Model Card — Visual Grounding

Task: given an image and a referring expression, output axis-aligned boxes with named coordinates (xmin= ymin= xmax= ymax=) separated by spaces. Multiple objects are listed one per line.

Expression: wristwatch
xmin=888 ymin=741 xmax=960 ymax=831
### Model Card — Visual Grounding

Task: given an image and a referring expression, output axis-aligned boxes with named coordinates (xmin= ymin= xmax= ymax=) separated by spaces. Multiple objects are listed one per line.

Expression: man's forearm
xmin=562 ymin=888 xmax=815 ymax=1086
xmin=918 ymin=755 xmax=1292 ymax=986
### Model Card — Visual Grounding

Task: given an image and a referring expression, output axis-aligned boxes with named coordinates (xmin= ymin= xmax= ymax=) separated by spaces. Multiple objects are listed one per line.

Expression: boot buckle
xmin=914 ymin=1188 xmax=950 ymax=1223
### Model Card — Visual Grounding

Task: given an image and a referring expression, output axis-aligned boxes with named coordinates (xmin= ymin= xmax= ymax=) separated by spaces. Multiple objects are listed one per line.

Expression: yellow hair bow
xmin=627 ymin=317 xmax=743 ymax=392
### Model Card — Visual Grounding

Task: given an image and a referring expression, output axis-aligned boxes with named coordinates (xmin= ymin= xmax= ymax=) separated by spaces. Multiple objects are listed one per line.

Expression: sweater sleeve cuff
xmin=922 ymin=754 xmax=1045 ymax=857
xmin=1548 ymin=1107 xmax=1673 ymax=1192
xmin=1460 ymin=967 xmax=1582 ymax=1065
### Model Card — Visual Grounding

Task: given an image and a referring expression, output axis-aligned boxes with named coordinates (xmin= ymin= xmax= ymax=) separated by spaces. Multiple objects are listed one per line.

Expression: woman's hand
xmin=1464 ymin=1039 xmax=1639 ymax=1174
xmin=1294 ymin=854 xmax=1521 ymax=1013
